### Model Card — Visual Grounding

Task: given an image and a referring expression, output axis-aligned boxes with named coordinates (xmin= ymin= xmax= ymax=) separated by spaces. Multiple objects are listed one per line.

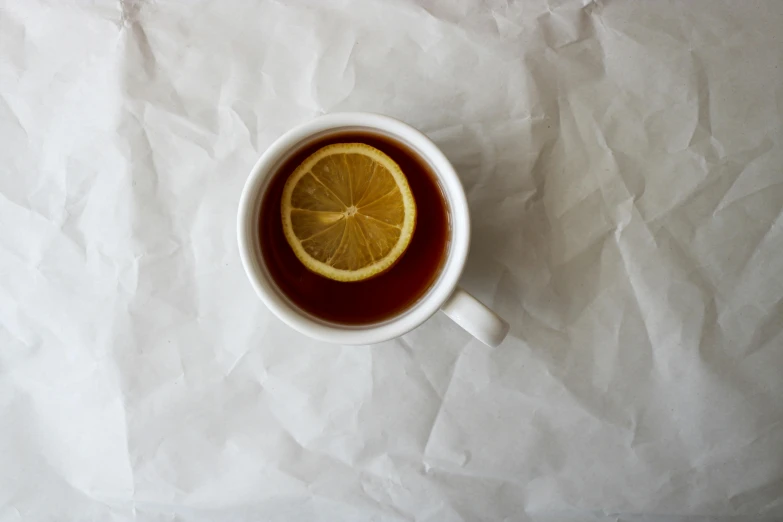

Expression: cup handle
xmin=440 ymin=286 xmax=510 ymax=347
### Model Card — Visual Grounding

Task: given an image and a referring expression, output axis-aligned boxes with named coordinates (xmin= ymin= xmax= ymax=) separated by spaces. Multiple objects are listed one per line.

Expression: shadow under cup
xmin=251 ymin=126 xmax=454 ymax=327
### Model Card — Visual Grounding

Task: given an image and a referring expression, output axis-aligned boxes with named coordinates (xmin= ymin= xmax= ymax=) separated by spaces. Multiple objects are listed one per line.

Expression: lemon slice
xmin=281 ymin=142 xmax=417 ymax=282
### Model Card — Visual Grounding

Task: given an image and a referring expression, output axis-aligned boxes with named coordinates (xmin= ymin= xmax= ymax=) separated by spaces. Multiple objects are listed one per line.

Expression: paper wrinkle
xmin=411 ymin=344 xmax=460 ymax=461
xmin=2 ymin=0 xmax=783 ymax=520
xmin=120 ymin=0 xmax=147 ymax=26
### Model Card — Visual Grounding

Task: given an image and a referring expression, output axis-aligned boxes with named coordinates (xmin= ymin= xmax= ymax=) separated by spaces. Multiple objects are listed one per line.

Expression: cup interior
xmin=238 ymin=113 xmax=470 ymax=344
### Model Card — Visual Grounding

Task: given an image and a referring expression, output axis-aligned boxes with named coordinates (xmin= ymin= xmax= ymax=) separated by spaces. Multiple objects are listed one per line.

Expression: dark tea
xmin=259 ymin=130 xmax=450 ymax=324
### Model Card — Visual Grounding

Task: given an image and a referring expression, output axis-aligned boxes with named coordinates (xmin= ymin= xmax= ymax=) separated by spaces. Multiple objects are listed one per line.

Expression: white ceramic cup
xmin=237 ymin=113 xmax=509 ymax=347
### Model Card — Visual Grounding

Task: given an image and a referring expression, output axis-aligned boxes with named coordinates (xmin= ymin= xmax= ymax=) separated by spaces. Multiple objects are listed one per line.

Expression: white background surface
xmin=1 ymin=1 xmax=782 ymax=520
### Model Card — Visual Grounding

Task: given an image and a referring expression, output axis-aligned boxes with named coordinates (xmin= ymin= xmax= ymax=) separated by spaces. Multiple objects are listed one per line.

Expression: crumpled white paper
xmin=1 ymin=0 xmax=782 ymax=520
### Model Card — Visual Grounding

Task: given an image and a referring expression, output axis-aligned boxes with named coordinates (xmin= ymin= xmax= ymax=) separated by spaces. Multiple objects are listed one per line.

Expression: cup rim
xmin=237 ymin=112 xmax=470 ymax=344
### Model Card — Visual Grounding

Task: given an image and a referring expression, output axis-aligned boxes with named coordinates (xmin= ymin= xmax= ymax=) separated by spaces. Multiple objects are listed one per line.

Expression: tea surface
xmin=259 ymin=130 xmax=450 ymax=324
